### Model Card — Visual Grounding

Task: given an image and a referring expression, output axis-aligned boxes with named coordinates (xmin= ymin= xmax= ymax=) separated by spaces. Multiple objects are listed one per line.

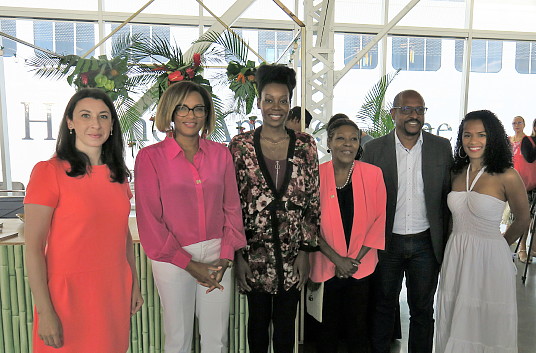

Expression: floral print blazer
xmin=229 ymin=127 xmax=320 ymax=294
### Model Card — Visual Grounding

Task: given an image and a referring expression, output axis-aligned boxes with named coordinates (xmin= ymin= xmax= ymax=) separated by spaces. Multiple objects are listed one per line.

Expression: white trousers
xmin=151 ymin=239 xmax=232 ymax=353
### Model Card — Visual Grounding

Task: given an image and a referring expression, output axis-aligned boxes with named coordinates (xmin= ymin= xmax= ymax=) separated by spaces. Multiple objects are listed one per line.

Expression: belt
xmin=392 ymin=229 xmax=430 ymax=238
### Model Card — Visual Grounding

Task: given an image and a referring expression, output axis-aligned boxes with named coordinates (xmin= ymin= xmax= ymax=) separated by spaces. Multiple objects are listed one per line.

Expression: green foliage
xmin=27 ymin=33 xmax=216 ymax=149
xmin=356 ymin=70 xmax=400 ymax=138
xmin=196 ymin=30 xmax=264 ymax=115
xmin=196 ymin=30 xmax=249 ymax=65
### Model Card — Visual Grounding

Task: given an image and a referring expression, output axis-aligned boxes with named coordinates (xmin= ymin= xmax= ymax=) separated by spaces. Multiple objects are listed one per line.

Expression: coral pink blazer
xmin=310 ymin=160 xmax=386 ymax=282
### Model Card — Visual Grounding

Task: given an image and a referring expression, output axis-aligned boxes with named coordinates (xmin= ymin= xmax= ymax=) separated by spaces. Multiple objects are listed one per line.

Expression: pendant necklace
xmin=261 ymin=134 xmax=289 ymax=156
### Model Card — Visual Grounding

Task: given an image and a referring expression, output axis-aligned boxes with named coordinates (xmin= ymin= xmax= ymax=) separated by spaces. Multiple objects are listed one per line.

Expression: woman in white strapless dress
xmin=435 ymin=110 xmax=530 ymax=353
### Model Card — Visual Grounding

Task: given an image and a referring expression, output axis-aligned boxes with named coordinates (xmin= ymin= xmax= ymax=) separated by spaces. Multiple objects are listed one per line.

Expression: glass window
xmin=473 ymin=0 xmax=536 ymax=32
xmin=515 ymin=42 xmax=536 ymax=74
xmin=33 ymin=21 xmax=96 ymax=56
xmin=33 ymin=21 xmax=54 ymax=54
xmin=343 ymin=34 xmax=378 ymax=70
xmin=111 ymin=24 xmax=170 ymax=63
xmin=389 ymin=0 xmax=466 ymax=29
xmin=466 ymin=40 xmax=531 ymax=131
xmin=76 ymin=23 xmax=95 ymax=56
xmin=258 ymin=30 xmax=292 ymax=64
xmin=55 ymin=22 xmax=74 ymax=55
xmin=0 ymin=19 xmax=17 ymax=57
xmin=392 ymin=36 xmax=441 ymax=71
xmin=455 ymin=39 xmax=503 ymax=73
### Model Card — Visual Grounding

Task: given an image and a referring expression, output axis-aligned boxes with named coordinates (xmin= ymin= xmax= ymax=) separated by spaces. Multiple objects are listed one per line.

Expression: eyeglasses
xmin=512 ymin=121 xmax=524 ymax=126
xmin=393 ymin=106 xmax=428 ymax=115
xmin=174 ymin=105 xmax=206 ymax=118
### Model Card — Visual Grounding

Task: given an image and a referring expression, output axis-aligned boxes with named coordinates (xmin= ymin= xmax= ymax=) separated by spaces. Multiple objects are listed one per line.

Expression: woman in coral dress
xmin=24 ymin=89 xmax=143 ymax=352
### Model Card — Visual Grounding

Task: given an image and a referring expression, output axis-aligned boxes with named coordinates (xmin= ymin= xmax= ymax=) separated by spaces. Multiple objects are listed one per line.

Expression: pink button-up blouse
xmin=134 ymin=137 xmax=246 ymax=269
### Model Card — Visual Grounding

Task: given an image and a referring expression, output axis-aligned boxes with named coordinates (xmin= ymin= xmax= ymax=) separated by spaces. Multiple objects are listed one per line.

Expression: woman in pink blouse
xmin=134 ymin=81 xmax=246 ymax=353
xmin=309 ymin=118 xmax=386 ymax=353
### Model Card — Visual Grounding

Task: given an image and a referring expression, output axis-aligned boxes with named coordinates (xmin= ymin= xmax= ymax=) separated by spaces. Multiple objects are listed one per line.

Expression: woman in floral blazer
xmin=229 ymin=64 xmax=320 ymax=353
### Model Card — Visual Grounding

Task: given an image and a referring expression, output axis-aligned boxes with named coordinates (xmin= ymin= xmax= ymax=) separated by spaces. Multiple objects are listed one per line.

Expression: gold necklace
xmin=260 ymin=134 xmax=289 ymax=144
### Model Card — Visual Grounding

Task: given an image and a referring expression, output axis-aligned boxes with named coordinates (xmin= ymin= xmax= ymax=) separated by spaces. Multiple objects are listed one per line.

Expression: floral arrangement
xmin=226 ymin=60 xmax=259 ymax=114
xmin=70 ymin=55 xmax=130 ymax=101
xmin=145 ymin=52 xmax=211 ymax=99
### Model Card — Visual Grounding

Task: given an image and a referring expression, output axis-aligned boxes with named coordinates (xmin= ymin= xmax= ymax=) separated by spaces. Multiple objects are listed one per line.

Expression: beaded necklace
xmin=336 ymin=161 xmax=355 ymax=190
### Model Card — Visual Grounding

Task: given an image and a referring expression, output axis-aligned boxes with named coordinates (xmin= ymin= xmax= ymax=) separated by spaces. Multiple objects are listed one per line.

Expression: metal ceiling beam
xmin=334 ymin=0 xmax=421 ymax=85
xmin=184 ymin=0 xmax=256 ymax=59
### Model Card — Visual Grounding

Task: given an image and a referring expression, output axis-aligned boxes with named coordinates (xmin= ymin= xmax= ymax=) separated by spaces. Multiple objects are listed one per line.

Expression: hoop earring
xmin=457 ymin=146 xmax=467 ymax=158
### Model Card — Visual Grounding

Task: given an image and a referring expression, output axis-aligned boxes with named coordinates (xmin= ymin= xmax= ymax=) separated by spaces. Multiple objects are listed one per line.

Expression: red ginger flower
xmin=193 ymin=53 xmax=201 ymax=67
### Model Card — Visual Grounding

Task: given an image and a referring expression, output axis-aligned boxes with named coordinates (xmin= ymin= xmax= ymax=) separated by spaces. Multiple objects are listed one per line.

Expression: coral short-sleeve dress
xmin=25 ymin=158 xmax=133 ymax=353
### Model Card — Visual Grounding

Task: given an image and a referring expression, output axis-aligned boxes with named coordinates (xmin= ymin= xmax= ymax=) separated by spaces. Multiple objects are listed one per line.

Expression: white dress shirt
xmin=392 ymin=132 xmax=430 ymax=235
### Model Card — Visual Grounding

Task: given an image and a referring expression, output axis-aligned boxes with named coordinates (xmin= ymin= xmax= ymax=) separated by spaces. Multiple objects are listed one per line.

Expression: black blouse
xmin=336 ymin=181 xmax=354 ymax=249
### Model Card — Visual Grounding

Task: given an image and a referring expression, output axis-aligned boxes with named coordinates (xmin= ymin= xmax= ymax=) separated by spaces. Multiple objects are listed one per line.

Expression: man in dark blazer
xmin=362 ymin=90 xmax=453 ymax=353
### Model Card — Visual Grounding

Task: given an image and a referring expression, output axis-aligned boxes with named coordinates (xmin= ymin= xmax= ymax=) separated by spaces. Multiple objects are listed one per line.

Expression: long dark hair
xmin=452 ymin=110 xmax=512 ymax=175
xmin=56 ymin=88 xmax=130 ymax=183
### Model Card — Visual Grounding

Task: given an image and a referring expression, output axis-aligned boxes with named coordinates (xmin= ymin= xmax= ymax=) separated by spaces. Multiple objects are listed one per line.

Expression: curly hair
xmin=255 ymin=64 xmax=297 ymax=101
xmin=452 ymin=110 xmax=512 ymax=175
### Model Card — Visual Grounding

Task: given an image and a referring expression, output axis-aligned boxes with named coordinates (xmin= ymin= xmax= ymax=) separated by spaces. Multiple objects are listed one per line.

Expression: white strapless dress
xmin=435 ymin=168 xmax=517 ymax=353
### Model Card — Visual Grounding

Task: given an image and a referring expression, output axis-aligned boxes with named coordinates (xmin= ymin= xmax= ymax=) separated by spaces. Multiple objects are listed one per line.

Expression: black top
xmin=337 ymin=181 xmax=354 ymax=249
xmin=521 ymin=136 xmax=536 ymax=163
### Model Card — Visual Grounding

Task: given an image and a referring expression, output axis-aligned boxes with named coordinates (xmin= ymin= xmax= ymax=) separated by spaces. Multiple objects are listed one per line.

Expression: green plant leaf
xmin=195 ymin=30 xmax=249 ymax=65
xmin=356 ymin=70 xmax=400 ymax=138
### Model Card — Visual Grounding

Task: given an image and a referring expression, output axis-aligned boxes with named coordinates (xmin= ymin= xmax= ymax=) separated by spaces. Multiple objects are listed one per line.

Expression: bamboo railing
xmin=0 ymin=243 xmax=249 ymax=353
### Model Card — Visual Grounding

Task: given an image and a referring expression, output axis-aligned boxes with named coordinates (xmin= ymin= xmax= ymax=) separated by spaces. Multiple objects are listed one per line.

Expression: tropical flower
xmin=186 ymin=67 xmax=195 ymax=79
xmin=80 ymin=73 xmax=89 ymax=85
xmin=168 ymin=70 xmax=184 ymax=82
xmin=193 ymin=53 xmax=201 ymax=67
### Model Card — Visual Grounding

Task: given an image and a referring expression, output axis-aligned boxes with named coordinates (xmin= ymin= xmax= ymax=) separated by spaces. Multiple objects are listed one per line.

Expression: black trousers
xmin=316 ymin=276 xmax=371 ymax=353
xmin=371 ymin=232 xmax=439 ymax=353
xmin=246 ymin=287 xmax=300 ymax=353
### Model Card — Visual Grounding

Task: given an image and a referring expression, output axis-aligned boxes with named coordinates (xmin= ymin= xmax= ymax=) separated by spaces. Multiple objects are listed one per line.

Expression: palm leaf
xmin=112 ymin=32 xmax=144 ymax=59
xmin=356 ymin=69 xmax=400 ymax=138
xmin=195 ymin=30 xmax=249 ymax=65
xmin=26 ymin=52 xmax=74 ymax=80
xmin=129 ymin=35 xmax=184 ymax=67
xmin=117 ymin=96 xmax=150 ymax=150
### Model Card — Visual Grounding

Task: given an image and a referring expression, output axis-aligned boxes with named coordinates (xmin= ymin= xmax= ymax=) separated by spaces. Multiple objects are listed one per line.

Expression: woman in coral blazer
xmin=309 ymin=118 xmax=386 ymax=353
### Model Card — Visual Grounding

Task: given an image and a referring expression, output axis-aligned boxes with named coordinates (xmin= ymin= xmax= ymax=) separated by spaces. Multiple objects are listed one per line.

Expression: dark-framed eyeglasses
xmin=393 ymin=106 xmax=428 ymax=115
xmin=174 ymin=105 xmax=206 ymax=118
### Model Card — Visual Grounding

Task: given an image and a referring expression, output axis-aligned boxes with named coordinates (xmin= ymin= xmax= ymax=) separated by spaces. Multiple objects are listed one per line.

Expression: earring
xmin=69 ymin=129 xmax=73 ymax=135
xmin=327 ymin=149 xmax=331 ymax=153
xmin=457 ymin=146 xmax=467 ymax=158
xmin=110 ymin=128 xmax=113 ymax=136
